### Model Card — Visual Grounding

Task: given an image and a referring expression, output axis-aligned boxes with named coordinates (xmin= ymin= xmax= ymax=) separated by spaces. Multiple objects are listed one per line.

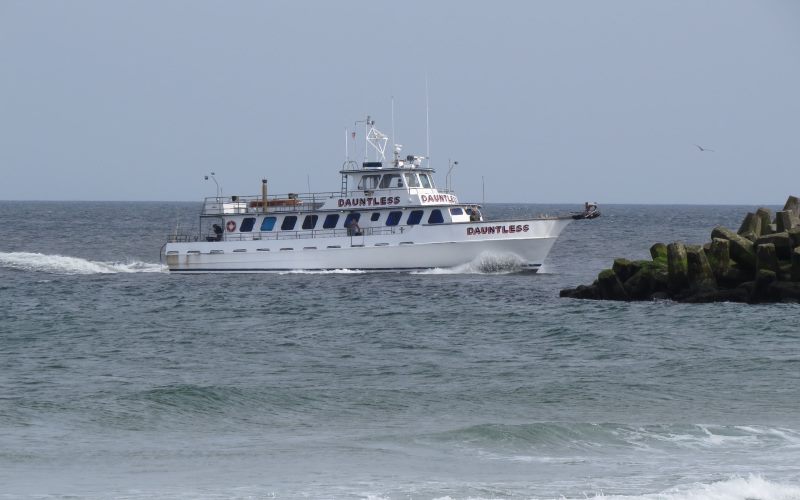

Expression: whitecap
xmin=0 ymin=252 xmax=164 ymax=275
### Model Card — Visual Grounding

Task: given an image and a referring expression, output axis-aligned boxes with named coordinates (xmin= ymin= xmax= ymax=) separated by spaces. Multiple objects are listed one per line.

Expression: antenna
xmin=391 ymin=96 xmax=396 ymax=151
xmin=425 ymin=75 xmax=430 ymax=168
xmin=345 ymin=128 xmax=349 ymax=162
xmin=446 ymin=159 xmax=458 ymax=192
xmin=482 ymin=176 xmax=485 ymax=206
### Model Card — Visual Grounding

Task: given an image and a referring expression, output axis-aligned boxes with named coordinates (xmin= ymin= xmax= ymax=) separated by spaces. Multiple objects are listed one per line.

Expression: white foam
xmin=414 ymin=253 xmax=527 ymax=275
xmin=584 ymin=475 xmax=800 ymax=500
xmin=0 ymin=252 xmax=164 ymax=275
xmin=279 ymin=268 xmax=366 ymax=275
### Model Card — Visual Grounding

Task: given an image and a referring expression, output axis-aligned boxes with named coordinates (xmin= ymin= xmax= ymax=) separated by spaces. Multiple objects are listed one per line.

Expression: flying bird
xmin=694 ymin=144 xmax=715 ymax=152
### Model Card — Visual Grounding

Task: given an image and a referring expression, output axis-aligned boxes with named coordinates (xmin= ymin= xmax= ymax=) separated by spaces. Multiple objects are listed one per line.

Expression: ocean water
xmin=1 ymin=201 xmax=799 ymax=500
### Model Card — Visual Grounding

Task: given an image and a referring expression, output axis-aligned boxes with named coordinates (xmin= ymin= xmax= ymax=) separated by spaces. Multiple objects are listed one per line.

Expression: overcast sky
xmin=1 ymin=1 xmax=798 ymax=204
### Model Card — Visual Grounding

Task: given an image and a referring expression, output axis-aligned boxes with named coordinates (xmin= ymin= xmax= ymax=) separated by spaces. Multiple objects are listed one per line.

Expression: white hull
xmin=165 ymin=218 xmax=570 ymax=273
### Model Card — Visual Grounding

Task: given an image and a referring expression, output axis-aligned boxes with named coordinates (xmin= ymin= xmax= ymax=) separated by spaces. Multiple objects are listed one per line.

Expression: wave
xmin=419 ymin=422 xmax=800 ymax=455
xmin=414 ymin=252 xmax=528 ymax=275
xmin=0 ymin=251 xmax=164 ymax=274
xmin=580 ymin=475 xmax=800 ymax=500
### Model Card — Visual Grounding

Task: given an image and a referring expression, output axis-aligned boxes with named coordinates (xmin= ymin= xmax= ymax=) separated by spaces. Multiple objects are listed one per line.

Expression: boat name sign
xmin=338 ymin=196 xmax=402 ymax=207
xmin=467 ymin=224 xmax=530 ymax=236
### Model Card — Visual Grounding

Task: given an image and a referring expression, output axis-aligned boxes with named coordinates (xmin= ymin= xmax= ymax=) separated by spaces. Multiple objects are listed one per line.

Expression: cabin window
xmin=407 ymin=210 xmax=424 ymax=225
xmin=323 ymin=214 xmax=339 ymax=229
xmin=379 ymin=174 xmax=402 ymax=189
xmin=419 ymin=174 xmax=432 ymax=188
xmin=428 ymin=209 xmax=444 ymax=224
xmin=281 ymin=216 xmax=297 ymax=231
xmin=385 ymin=211 xmax=402 ymax=226
xmin=404 ymin=173 xmax=421 ymax=188
xmin=358 ymin=175 xmax=381 ymax=190
xmin=302 ymin=215 xmax=318 ymax=230
xmin=370 ymin=212 xmax=381 ymax=222
xmin=240 ymin=217 xmax=256 ymax=232
xmin=450 ymin=207 xmax=464 ymax=215
xmin=343 ymin=213 xmax=361 ymax=228
xmin=260 ymin=216 xmax=277 ymax=231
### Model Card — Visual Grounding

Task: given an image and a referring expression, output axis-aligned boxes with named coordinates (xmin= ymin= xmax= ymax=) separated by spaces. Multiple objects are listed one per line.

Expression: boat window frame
xmin=260 ymin=216 xmax=277 ymax=231
xmin=240 ymin=217 xmax=256 ymax=232
xmin=404 ymin=172 xmax=421 ymax=188
xmin=370 ymin=212 xmax=381 ymax=222
xmin=281 ymin=215 xmax=298 ymax=231
xmin=322 ymin=213 xmax=339 ymax=229
xmin=419 ymin=174 xmax=432 ymax=189
xmin=428 ymin=209 xmax=444 ymax=224
xmin=407 ymin=210 xmax=424 ymax=225
xmin=343 ymin=212 xmax=361 ymax=228
xmin=358 ymin=174 xmax=381 ymax=190
xmin=385 ymin=211 xmax=402 ymax=226
xmin=379 ymin=174 xmax=402 ymax=189
xmin=450 ymin=207 xmax=464 ymax=216
xmin=302 ymin=214 xmax=318 ymax=230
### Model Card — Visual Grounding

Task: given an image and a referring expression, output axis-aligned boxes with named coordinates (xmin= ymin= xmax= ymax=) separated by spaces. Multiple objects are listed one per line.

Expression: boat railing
xmin=201 ymin=193 xmax=340 ymax=215
xmin=168 ymin=225 xmax=409 ymax=243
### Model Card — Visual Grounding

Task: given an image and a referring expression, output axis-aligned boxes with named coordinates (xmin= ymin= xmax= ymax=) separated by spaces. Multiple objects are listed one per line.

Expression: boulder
xmin=650 ymin=243 xmax=668 ymax=264
xmin=756 ymin=208 xmax=774 ymax=235
xmin=667 ymin=242 xmax=689 ymax=292
xmin=624 ymin=261 xmax=668 ymax=300
xmin=681 ymin=287 xmax=749 ymax=303
xmin=784 ymin=195 xmax=800 ymax=218
xmin=775 ymin=211 xmax=796 ymax=233
xmin=756 ymin=232 xmax=793 ymax=260
xmin=559 ymin=284 xmax=599 ymax=299
xmin=612 ymin=258 xmax=640 ymax=283
xmin=768 ymin=281 xmax=800 ymax=302
xmin=793 ymin=247 xmax=800 ymax=282
xmin=686 ymin=245 xmax=716 ymax=291
xmin=789 ymin=228 xmax=800 ymax=248
xmin=711 ymin=226 xmax=756 ymax=269
xmin=597 ymin=269 xmax=629 ymax=301
xmin=751 ymin=269 xmax=778 ymax=302
xmin=707 ymin=238 xmax=730 ymax=278
xmin=737 ymin=212 xmax=760 ymax=241
xmin=756 ymin=243 xmax=779 ymax=275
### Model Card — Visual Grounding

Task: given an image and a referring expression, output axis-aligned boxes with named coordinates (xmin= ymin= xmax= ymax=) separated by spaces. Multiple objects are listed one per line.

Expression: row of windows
xmin=357 ymin=172 xmax=434 ymax=190
xmin=235 ymin=209 xmax=450 ymax=232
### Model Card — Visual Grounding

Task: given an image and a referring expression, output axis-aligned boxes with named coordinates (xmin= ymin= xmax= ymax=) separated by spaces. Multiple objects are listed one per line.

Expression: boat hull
xmin=165 ymin=218 xmax=571 ymax=273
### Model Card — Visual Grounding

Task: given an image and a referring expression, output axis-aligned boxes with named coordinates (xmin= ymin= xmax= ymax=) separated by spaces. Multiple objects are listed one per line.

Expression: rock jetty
xmin=560 ymin=196 xmax=800 ymax=303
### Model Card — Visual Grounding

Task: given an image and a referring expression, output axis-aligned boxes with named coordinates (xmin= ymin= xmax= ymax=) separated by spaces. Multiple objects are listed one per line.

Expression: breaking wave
xmin=572 ymin=475 xmax=800 ymax=500
xmin=0 ymin=251 xmax=164 ymax=275
xmin=414 ymin=252 xmax=528 ymax=275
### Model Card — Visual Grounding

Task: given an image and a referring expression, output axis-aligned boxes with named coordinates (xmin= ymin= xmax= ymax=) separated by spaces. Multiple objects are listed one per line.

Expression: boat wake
xmin=0 ymin=252 xmax=164 ymax=275
xmin=414 ymin=252 xmax=529 ymax=275
xmin=279 ymin=269 xmax=367 ymax=275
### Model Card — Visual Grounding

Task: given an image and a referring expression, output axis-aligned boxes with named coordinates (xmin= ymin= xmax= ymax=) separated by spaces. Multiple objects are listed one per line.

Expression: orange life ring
xmin=226 ymin=220 xmax=236 ymax=232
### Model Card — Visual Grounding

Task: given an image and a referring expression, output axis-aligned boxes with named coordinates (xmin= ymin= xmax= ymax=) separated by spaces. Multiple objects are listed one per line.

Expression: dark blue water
xmin=1 ymin=201 xmax=799 ymax=499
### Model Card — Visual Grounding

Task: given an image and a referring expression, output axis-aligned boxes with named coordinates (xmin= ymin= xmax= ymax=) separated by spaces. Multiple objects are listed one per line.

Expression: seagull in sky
xmin=694 ymin=144 xmax=715 ymax=152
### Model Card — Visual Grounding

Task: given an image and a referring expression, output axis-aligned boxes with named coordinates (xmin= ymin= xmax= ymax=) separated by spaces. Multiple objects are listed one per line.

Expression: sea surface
xmin=1 ymin=201 xmax=799 ymax=500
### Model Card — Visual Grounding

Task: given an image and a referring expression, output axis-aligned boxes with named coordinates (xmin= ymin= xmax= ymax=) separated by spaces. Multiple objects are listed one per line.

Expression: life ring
xmin=226 ymin=220 xmax=237 ymax=232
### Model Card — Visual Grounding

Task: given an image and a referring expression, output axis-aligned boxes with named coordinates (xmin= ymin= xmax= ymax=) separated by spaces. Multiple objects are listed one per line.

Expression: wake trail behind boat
xmin=0 ymin=252 xmax=164 ymax=275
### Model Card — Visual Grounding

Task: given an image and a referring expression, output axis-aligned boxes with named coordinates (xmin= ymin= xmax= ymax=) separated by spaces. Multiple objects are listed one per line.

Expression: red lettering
xmin=338 ymin=199 xmax=344 ymax=207
xmin=523 ymin=224 xmax=529 ymax=232
xmin=467 ymin=227 xmax=474 ymax=235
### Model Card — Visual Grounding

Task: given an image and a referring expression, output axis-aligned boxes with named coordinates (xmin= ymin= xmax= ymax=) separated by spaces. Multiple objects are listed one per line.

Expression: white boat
xmin=164 ymin=118 xmax=576 ymax=273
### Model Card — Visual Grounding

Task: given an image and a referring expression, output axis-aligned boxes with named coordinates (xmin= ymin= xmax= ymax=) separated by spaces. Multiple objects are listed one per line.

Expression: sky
xmin=1 ymin=1 xmax=799 ymax=204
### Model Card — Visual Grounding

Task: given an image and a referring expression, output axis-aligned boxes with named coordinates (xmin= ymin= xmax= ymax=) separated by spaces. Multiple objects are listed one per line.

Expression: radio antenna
xmin=391 ymin=96 xmax=396 ymax=152
xmin=425 ymin=75 xmax=431 ymax=168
